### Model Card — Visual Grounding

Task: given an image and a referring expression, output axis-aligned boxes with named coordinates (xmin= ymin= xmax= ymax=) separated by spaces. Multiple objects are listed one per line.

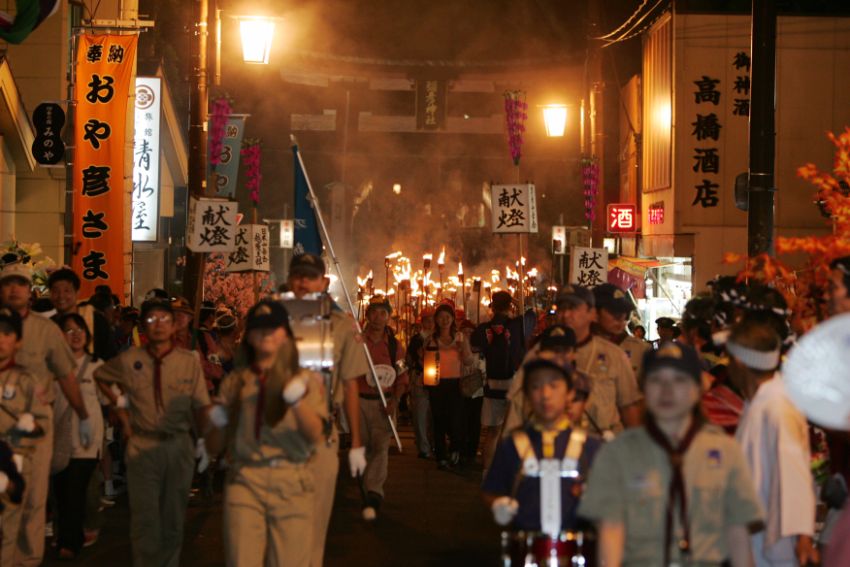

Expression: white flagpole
xmin=291 ymin=135 xmax=402 ymax=452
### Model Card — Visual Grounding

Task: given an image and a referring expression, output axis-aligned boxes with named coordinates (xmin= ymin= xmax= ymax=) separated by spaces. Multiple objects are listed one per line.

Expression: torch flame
xmin=458 ymin=261 xmax=464 ymax=276
xmin=385 ymin=251 xmax=402 ymax=261
xmin=437 ymin=247 xmax=446 ymax=266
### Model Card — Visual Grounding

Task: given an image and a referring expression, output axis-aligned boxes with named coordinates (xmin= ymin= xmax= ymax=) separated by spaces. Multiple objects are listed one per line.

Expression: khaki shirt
xmin=0 ymin=365 xmax=49 ymax=450
xmin=94 ymin=345 xmax=210 ymax=436
xmin=579 ymin=425 xmax=763 ymax=566
xmin=576 ymin=336 xmax=641 ymax=434
xmin=618 ymin=335 xmax=650 ymax=379
xmin=218 ymin=366 xmax=328 ymax=464
xmin=330 ymin=310 xmax=369 ymax=407
xmin=17 ymin=312 xmax=77 ymax=404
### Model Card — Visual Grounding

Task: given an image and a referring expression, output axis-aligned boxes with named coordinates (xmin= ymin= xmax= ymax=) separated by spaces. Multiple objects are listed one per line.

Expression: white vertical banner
xmin=186 ymin=196 xmax=238 ymax=252
xmin=132 ymin=77 xmax=161 ymax=242
xmin=569 ymin=246 xmax=608 ymax=287
xmin=280 ymin=219 xmax=294 ymax=249
xmin=226 ymin=224 xmax=270 ymax=272
xmin=490 ymin=184 xmax=538 ymax=234
xmin=552 ymin=225 xmax=566 ymax=255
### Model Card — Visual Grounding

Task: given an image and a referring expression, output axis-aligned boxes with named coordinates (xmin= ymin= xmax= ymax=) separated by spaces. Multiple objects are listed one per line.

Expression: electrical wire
xmin=602 ymin=0 xmax=670 ymax=47
xmin=594 ymin=0 xmax=652 ymax=40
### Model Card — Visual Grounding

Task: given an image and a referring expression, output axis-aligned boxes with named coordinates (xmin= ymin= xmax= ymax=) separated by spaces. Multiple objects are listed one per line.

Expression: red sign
xmin=607 ymin=204 xmax=637 ymax=233
xmin=649 ymin=201 xmax=665 ymax=225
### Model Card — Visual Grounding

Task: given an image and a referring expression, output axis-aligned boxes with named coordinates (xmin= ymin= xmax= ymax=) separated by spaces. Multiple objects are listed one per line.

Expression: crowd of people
xmin=0 ymin=246 xmax=848 ymax=566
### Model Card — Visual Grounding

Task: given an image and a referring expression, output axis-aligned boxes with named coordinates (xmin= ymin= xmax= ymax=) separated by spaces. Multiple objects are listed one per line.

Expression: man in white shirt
xmin=728 ymin=316 xmax=818 ymax=566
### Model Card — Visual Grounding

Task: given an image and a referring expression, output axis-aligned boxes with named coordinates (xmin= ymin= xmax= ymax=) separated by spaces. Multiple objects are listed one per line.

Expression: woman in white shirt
xmin=53 ymin=313 xmax=105 ymax=559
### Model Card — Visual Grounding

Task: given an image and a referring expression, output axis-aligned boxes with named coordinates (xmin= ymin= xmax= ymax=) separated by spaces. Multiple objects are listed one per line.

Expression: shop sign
xmin=132 ymin=77 xmax=161 ymax=242
xmin=607 ymin=204 xmax=637 ymax=233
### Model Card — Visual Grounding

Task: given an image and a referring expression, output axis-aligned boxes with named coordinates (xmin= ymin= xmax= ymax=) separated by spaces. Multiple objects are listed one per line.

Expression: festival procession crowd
xmin=0 ymin=243 xmax=848 ymax=567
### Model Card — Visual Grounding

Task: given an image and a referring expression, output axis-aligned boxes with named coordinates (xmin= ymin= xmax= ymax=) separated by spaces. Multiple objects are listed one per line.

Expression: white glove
xmin=282 ymin=377 xmax=307 ymax=405
xmin=491 ymin=496 xmax=519 ymax=526
xmin=208 ymin=404 xmax=228 ymax=428
xmin=78 ymin=417 xmax=93 ymax=448
xmin=12 ymin=454 xmax=22 ymax=473
xmin=195 ymin=438 xmax=210 ymax=474
xmin=348 ymin=446 xmax=367 ymax=478
xmin=15 ymin=413 xmax=35 ymax=433
xmin=0 ymin=471 xmax=8 ymax=494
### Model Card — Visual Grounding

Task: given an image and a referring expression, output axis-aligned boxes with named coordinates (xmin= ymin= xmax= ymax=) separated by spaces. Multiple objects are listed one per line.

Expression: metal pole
xmin=747 ymin=0 xmax=777 ymax=257
xmin=291 ymin=136 xmax=402 ymax=451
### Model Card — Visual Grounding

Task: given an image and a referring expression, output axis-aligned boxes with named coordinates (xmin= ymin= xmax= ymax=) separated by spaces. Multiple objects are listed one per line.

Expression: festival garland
xmin=241 ymin=139 xmax=262 ymax=207
xmin=208 ymin=96 xmax=233 ymax=168
xmin=503 ymin=90 xmax=527 ymax=166
xmin=582 ymin=157 xmax=600 ymax=222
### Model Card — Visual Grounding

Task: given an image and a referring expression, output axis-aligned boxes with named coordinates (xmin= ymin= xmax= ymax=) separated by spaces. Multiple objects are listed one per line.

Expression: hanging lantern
xmin=423 ymin=346 xmax=440 ymax=386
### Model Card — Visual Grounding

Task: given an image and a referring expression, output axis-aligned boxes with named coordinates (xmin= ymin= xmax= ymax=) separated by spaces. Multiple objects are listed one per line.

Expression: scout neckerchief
xmin=146 ymin=343 xmax=174 ymax=413
xmin=0 ymin=358 xmax=16 ymax=374
xmin=531 ymin=416 xmax=572 ymax=458
xmin=645 ymin=415 xmax=703 ymax=566
xmin=250 ymin=364 xmax=268 ymax=441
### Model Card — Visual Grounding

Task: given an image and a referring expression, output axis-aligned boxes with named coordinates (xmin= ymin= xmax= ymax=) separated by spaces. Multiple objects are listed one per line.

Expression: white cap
xmin=0 ymin=263 xmax=32 ymax=284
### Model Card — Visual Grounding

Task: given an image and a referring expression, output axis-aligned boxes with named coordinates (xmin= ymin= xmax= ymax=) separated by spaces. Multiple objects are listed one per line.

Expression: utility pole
xmin=182 ymin=0 xmax=209 ymax=305
xmin=747 ymin=0 xmax=777 ymax=257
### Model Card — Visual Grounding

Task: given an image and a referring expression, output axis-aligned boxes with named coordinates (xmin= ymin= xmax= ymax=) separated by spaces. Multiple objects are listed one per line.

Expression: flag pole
xmin=291 ymin=136 xmax=402 ymax=452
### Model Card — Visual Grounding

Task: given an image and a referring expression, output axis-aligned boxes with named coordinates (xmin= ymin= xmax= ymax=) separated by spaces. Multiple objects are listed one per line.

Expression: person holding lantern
xmin=427 ymin=302 xmax=475 ymax=470
xmin=406 ymin=308 xmax=435 ymax=459
xmin=359 ymin=296 xmax=408 ymax=518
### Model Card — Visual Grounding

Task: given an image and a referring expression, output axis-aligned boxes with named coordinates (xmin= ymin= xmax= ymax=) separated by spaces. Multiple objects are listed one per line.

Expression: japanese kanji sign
xmin=132 ymin=77 xmax=161 ymax=242
xmin=279 ymin=220 xmax=294 ymax=249
xmin=208 ymin=115 xmax=246 ymax=198
xmin=569 ymin=246 xmax=609 ymax=288
xmin=72 ymin=34 xmax=137 ymax=298
xmin=690 ymin=74 xmax=722 ymax=209
xmin=490 ymin=184 xmax=538 ymax=234
xmin=226 ymin=224 xmax=270 ymax=272
xmin=607 ymin=204 xmax=637 ymax=233
xmin=186 ymin=197 xmax=238 ymax=253
xmin=552 ymin=225 xmax=566 ymax=255
xmin=31 ymin=102 xmax=65 ymax=166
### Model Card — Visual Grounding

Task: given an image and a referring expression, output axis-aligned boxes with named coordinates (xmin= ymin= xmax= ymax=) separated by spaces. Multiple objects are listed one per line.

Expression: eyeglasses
xmin=145 ymin=315 xmax=173 ymax=324
xmin=63 ymin=328 xmax=85 ymax=336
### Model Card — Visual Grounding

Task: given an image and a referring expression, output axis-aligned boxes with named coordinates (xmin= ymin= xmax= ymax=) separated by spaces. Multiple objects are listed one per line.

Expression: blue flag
xmin=208 ymin=115 xmax=246 ymax=198
xmin=293 ymin=145 xmax=322 ymax=255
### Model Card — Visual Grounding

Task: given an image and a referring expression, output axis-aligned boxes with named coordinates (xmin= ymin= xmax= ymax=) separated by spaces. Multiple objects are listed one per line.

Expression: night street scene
xmin=1 ymin=0 xmax=850 ymax=565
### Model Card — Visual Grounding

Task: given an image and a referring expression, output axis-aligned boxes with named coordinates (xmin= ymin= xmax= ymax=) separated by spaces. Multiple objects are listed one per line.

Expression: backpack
xmin=481 ymin=321 xmax=514 ymax=381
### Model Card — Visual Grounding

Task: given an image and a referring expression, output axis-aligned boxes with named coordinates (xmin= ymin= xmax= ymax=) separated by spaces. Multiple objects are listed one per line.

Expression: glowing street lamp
xmin=541 ymin=104 xmax=568 ymax=137
xmin=239 ymin=16 xmax=276 ymax=64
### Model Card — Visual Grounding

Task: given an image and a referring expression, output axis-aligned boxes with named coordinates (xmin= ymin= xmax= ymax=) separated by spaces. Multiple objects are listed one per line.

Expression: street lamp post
xmin=183 ymin=0 xmax=277 ymax=308
xmin=541 ymin=104 xmax=568 ymax=138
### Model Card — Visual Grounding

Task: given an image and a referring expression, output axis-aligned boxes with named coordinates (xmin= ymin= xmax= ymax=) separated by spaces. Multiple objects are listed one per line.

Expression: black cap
xmin=522 ymin=357 xmax=573 ymax=392
xmin=555 ymin=284 xmax=595 ymax=310
xmin=140 ymin=298 xmax=173 ymax=322
xmin=539 ymin=324 xmax=577 ymax=351
xmin=642 ymin=341 xmax=702 ymax=384
xmin=0 ymin=308 xmax=23 ymax=338
xmin=289 ymin=253 xmax=326 ymax=278
xmin=144 ymin=288 xmax=170 ymax=301
xmin=593 ymin=283 xmax=634 ymax=314
xmin=245 ymin=300 xmax=292 ymax=335
xmin=655 ymin=317 xmax=676 ymax=329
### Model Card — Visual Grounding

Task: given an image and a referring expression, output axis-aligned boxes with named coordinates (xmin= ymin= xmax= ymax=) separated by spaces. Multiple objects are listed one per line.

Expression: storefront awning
xmin=608 ymin=256 xmax=676 ymax=299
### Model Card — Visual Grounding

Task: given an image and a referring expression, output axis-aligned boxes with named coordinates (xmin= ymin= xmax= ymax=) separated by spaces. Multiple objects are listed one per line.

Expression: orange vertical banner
xmin=72 ymin=34 xmax=137 ymax=299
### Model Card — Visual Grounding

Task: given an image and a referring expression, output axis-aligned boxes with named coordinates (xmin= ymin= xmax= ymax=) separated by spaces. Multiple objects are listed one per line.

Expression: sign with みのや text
xmin=186 ymin=197 xmax=238 ymax=253
xmin=569 ymin=246 xmax=608 ymax=288
xmin=72 ymin=34 xmax=138 ymax=299
xmin=132 ymin=77 xmax=161 ymax=242
xmin=490 ymin=184 xmax=538 ymax=234
xmin=226 ymin=224 xmax=270 ymax=272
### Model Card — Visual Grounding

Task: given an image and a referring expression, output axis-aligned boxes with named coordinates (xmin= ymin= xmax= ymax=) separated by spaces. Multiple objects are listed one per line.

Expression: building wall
xmin=645 ymin=13 xmax=849 ymax=289
xmin=0 ymin=137 xmax=15 ymax=239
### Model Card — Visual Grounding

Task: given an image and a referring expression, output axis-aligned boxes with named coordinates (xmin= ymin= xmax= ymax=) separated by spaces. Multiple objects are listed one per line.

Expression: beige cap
xmin=0 ymin=263 xmax=32 ymax=284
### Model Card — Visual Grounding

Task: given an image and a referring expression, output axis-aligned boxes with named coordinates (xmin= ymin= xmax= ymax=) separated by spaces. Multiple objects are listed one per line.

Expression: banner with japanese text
xmin=186 ymin=197 xmax=238 ymax=253
xmin=226 ymin=224 xmax=270 ymax=272
xmin=208 ymin=115 xmax=247 ymax=198
xmin=568 ymin=246 xmax=608 ymax=288
xmin=72 ymin=34 xmax=137 ymax=298
xmin=490 ymin=184 xmax=538 ymax=234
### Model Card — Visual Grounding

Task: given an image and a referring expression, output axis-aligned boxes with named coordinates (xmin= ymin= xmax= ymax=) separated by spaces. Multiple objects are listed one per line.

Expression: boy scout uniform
xmin=310 ymin=309 xmax=369 ymax=567
xmin=219 ymin=365 xmax=328 ymax=567
xmin=579 ymin=424 xmax=763 ymax=566
xmin=503 ymin=336 xmax=640 ymax=438
xmin=13 ymin=312 xmax=77 ymax=567
xmin=575 ymin=335 xmax=641 ymax=436
xmin=94 ymin=345 xmax=210 ymax=567
xmin=617 ymin=334 xmax=650 ymax=379
xmin=0 ymin=364 xmax=49 ymax=566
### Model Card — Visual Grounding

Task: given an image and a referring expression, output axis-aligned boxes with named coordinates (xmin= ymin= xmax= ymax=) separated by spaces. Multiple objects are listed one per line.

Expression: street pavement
xmin=44 ymin=427 xmax=502 ymax=566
